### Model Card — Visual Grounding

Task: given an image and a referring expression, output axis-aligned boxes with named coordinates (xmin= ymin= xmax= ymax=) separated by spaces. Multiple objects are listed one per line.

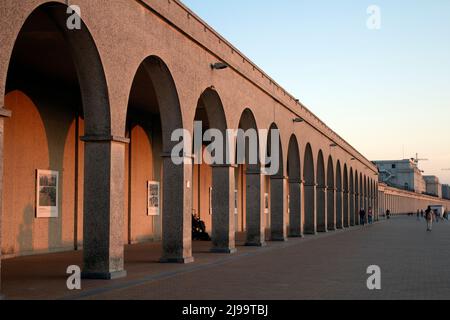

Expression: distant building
xmin=373 ymin=159 xmax=426 ymax=193
xmin=442 ymin=184 xmax=450 ymax=200
xmin=424 ymin=176 xmax=442 ymax=198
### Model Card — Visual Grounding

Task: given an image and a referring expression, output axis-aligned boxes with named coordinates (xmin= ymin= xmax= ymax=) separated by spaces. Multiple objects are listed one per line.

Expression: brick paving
xmin=3 ymin=216 xmax=450 ymax=300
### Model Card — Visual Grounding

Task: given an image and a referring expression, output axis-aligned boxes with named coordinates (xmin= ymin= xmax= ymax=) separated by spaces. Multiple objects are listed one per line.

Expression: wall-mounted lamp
xmin=293 ymin=117 xmax=304 ymax=123
xmin=330 ymin=143 xmax=338 ymax=147
xmin=211 ymin=62 xmax=228 ymax=70
xmin=351 ymin=157 xmax=356 ymax=161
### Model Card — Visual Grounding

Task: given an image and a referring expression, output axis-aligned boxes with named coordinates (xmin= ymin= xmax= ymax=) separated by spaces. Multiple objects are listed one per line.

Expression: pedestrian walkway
xmin=3 ymin=217 xmax=450 ymax=300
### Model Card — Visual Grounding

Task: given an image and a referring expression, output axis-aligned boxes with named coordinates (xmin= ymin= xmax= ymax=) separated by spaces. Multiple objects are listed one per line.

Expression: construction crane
xmin=412 ymin=153 xmax=428 ymax=165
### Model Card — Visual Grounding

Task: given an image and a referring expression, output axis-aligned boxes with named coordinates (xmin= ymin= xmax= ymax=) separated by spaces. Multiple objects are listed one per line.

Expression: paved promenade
xmin=3 ymin=216 xmax=450 ymax=300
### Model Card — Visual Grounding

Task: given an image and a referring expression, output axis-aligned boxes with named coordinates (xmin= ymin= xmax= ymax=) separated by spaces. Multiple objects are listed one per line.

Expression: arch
xmin=316 ymin=150 xmax=326 ymax=232
xmin=237 ymin=109 xmax=264 ymax=246
xmin=343 ymin=164 xmax=349 ymax=228
xmin=355 ymin=171 xmax=359 ymax=225
xmin=370 ymin=179 xmax=373 ymax=217
xmin=192 ymin=88 xmax=235 ymax=253
xmin=287 ymin=135 xmax=302 ymax=237
xmin=364 ymin=175 xmax=368 ymax=215
xmin=267 ymin=123 xmax=287 ymax=241
xmin=126 ymin=55 xmax=192 ymax=263
xmin=327 ymin=156 xmax=335 ymax=231
xmin=349 ymin=168 xmax=355 ymax=226
xmin=3 ymin=2 xmax=120 ymax=279
xmin=303 ymin=144 xmax=316 ymax=234
xmin=359 ymin=173 xmax=364 ymax=223
xmin=335 ymin=161 xmax=343 ymax=229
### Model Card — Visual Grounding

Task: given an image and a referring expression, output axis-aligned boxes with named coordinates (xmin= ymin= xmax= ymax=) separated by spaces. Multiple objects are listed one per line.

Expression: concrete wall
xmin=126 ymin=124 xmax=163 ymax=243
xmin=2 ymin=90 xmax=78 ymax=257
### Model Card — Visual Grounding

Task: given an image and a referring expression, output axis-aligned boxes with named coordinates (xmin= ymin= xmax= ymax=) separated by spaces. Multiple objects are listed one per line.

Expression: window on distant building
xmin=392 ymin=164 xmax=396 ymax=169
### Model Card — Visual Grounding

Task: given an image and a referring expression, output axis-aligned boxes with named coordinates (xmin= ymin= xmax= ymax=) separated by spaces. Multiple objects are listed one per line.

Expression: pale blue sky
xmin=182 ymin=0 xmax=450 ymax=184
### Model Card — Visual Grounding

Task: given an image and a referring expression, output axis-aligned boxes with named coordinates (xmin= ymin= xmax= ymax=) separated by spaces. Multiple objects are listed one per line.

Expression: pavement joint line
xmin=59 ymin=222 xmax=383 ymax=300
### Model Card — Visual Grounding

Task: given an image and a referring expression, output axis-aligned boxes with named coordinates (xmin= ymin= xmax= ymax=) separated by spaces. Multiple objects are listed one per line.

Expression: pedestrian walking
xmin=417 ymin=209 xmax=420 ymax=221
xmin=368 ymin=207 xmax=373 ymax=224
xmin=359 ymin=207 xmax=366 ymax=226
xmin=425 ymin=206 xmax=433 ymax=232
xmin=421 ymin=210 xmax=424 ymax=218
xmin=386 ymin=209 xmax=391 ymax=220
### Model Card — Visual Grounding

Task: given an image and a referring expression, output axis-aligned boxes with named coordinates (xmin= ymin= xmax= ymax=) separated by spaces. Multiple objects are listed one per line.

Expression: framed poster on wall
xmin=36 ymin=170 xmax=59 ymax=218
xmin=147 ymin=181 xmax=160 ymax=216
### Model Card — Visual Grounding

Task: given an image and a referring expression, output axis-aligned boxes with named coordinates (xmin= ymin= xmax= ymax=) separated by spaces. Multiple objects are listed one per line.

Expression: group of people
xmin=359 ymin=207 xmax=374 ymax=226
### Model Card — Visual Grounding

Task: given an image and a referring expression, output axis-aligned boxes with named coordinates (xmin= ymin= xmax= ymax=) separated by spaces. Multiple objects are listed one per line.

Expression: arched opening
xmin=349 ymin=169 xmax=355 ymax=226
xmin=364 ymin=175 xmax=368 ymax=222
xmin=267 ymin=124 xmax=286 ymax=241
xmin=126 ymin=56 xmax=192 ymax=264
xmin=237 ymin=109 xmax=263 ymax=246
xmin=343 ymin=165 xmax=349 ymax=228
xmin=191 ymin=88 xmax=235 ymax=253
xmin=2 ymin=3 xmax=121 ymax=279
xmin=375 ymin=182 xmax=379 ymax=220
xmin=287 ymin=135 xmax=302 ymax=237
xmin=316 ymin=151 xmax=326 ymax=232
xmin=303 ymin=144 xmax=315 ymax=234
xmin=367 ymin=177 xmax=373 ymax=218
xmin=327 ymin=156 xmax=335 ymax=231
xmin=355 ymin=171 xmax=360 ymax=225
xmin=335 ymin=161 xmax=343 ymax=229
xmin=359 ymin=173 xmax=363 ymax=222
xmin=370 ymin=179 xmax=375 ymax=220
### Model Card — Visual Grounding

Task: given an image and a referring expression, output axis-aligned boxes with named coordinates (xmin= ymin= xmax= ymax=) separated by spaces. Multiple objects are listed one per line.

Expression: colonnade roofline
xmin=139 ymin=0 xmax=378 ymax=174
xmin=379 ymin=182 xmax=450 ymax=204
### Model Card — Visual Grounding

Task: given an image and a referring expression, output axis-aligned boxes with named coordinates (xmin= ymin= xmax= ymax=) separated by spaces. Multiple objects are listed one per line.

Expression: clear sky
xmin=181 ymin=0 xmax=450 ymax=184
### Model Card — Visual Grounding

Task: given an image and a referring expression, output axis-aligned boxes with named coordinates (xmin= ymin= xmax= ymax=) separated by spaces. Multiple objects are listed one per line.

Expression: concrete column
xmin=343 ymin=190 xmax=350 ymax=228
xmin=359 ymin=193 xmax=363 ymax=221
xmin=375 ymin=194 xmax=379 ymax=221
xmin=81 ymin=136 xmax=129 ymax=279
xmin=336 ymin=187 xmax=343 ymax=229
xmin=245 ymin=169 xmax=265 ymax=246
xmin=327 ymin=187 xmax=336 ymax=231
xmin=355 ymin=193 xmax=360 ymax=225
xmin=211 ymin=165 xmax=236 ymax=254
xmin=270 ymin=176 xmax=288 ymax=241
xmin=364 ymin=196 xmax=368 ymax=223
xmin=160 ymin=155 xmax=194 ymax=263
xmin=317 ymin=185 xmax=327 ymax=232
xmin=304 ymin=184 xmax=316 ymax=234
xmin=350 ymin=191 xmax=355 ymax=226
xmin=288 ymin=179 xmax=302 ymax=237
xmin=0 ymin=107 xmax=11 ymax=298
